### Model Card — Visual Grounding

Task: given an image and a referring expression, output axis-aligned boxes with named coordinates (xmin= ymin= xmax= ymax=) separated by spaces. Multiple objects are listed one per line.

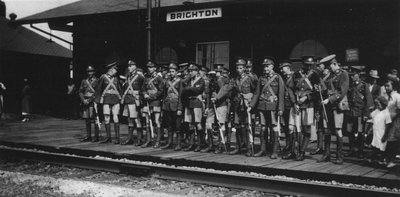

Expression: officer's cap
xmin=119 ymin=75 xmax=127 ymax=80
xmin=348 ymin=66 xmax=362 ymax=75
xmin=146 ymin=60 xmax=157 ymax=68
xmin=213 ymin=63 xmax=224 ymax=68
xmin=86 ymin=65 xmax=95 ymax=73
xmin=105 ymin=61 xmax=118 ymax=69
xmin=199 ymin=65 xmax=209 ymax=72
xmin=246 ymin=58 xmax=253 ymax=67
xmin=319 ymin=54 xmax=337 ymax=66
xmin=168 ymin=62 xmax=178 ymax=70
xmin=235 ymin=57 xmax=247 ymax=66
xmin=279 ymin=60 xmax=292 ymax=69
xmin=127 ymin=60 xmax=136 ymax=66
xmin=136 ymin=67 xmax=144 ymax=73
xmin=208 ymin=71 xmax=217 ymax=75
xmin=261 ymin=56 xmax=276 ymax=66
xmin=302 ymin=56 xmax=316 ymax=65
xmin=187 ymin=62 xmax=199 ymax=71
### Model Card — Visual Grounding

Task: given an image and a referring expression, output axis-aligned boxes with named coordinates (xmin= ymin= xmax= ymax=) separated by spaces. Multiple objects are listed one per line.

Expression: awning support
xmin=30 ymin=24 xmax=73 ymax=46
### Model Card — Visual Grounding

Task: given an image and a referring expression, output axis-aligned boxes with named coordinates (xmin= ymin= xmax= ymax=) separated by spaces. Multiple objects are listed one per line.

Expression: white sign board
xmin=167 ymin=8 xmax=222 ymax=22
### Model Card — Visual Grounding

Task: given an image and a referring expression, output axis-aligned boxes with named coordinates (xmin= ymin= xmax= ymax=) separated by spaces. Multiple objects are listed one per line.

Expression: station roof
xmin=0 ymin=17 xmax=72 ymax=58
xmin=16 ymin=0 xmax=239 ymax=24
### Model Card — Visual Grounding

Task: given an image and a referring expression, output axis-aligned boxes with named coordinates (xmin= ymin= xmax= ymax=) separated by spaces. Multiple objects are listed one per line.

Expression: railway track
xmin=0 ymin=146 xmax=398 ymax=197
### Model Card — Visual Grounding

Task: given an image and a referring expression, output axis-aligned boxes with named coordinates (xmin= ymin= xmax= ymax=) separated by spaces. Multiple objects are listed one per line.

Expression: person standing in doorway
xmin=21 ymin=78 xmax=32 ymax=122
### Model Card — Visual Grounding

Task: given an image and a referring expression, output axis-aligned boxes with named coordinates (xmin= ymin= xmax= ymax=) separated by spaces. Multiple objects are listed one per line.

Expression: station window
xmin=196 ymin=41 xmax=229 ymax=70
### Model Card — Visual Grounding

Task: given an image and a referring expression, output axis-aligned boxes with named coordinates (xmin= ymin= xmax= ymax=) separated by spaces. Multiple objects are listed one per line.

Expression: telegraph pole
xmin=146 ymin=0 xmax=152 ymax=60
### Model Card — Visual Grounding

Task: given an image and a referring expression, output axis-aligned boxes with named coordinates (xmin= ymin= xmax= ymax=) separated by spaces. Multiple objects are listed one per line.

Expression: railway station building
xmin=15 ymin=0 xmax=400 ymax=78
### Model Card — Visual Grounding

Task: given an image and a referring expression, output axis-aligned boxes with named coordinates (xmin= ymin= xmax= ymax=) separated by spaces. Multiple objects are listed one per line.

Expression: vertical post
xmin=147 ymin=0 xmax=152 ymax=60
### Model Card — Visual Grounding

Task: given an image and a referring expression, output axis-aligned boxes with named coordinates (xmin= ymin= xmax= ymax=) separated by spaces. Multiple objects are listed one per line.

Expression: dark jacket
xmin=251 ymin=72 xmax=285 ymax=112
xmin=143 ymin=73 xmax=164 ymax=107
xmin=162 ymin=77 xmax=183 ymax=111
xmin=94 ymin=74 xmax=121 ymax=105
xmin=181 ymin=76 xmax=205 ymax=109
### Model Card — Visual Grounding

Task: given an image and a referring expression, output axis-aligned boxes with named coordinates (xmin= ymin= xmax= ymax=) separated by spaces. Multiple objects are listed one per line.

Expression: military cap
xmin=220 ymin=67 xmax=230 ymax=73
xmin=136 ymin=67 xmax=144 ymax=73
xmin=261 ymin=56 xmax=276 ymax=66
xmin=86 ymin=65 xmax=95 ymax=72
xmin=213 ymin=63 xmax=225 ymax=68
xmin=119 ymin=75 xmax=127 ymax=80
xmin=168 ymin=62 xmax=178 ymax=70
xmin=187 ymin=62 xmax=199 ymax=70
xmin=178 ymin=62 xmax=189 ymax=72
xmin=319 ymin=54 xmax=337 ymax=65
xmin=246 ymin=58 xmax=253 ymax=67
xmin=146 ymin=60 xmax=157 ymax=68
xmin=235 ymin=58 xmax=247 ymax=66
xmin=105 ymin=61 xmax=118 ymax=69
xmin=199 ymin=65 xmax=209 ymax=72
xmin=279 ymin=60 xmax=292 ymax=68
xmin=208 ymin=71 xmax=217 ymax=75
xmin=302 ymin=56 xmax=316 ymax=65
xmin=127 ymin=60 xmax=136 ymax=65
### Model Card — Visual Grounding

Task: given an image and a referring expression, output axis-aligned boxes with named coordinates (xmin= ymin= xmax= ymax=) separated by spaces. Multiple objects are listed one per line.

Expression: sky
xmin=3 ymin=0 xmax=80 ymax=49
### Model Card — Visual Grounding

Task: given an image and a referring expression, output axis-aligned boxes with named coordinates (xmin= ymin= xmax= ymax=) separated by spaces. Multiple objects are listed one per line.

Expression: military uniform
xmin=141 ymin=60 xmax=165 ymax=148
xmin=94 ymin=62 xmax=122 ymax=144
xmin=203 ymin=68 xmax=233 ymax=153
xmin=181 ymin=63 xmax=206 ymax=151
xmin=230 ymin=58 xmax=257 ymax=155
xmin=79 ymin=66 xmax=99 ymax=142
xmin=344 ymin=70 xmax=373 ymax=157
xmin=161 ymin=63 xmax=183 ymax=150
xmin=120 ymin=60 xmax=146 ymax=145
xmin=250 ymin=57 xmax=284 ymax=159
xmin=318 ymin=54 xmax=350 ymax=165
xmin=293 ymin=57 xmax=320 ymax=161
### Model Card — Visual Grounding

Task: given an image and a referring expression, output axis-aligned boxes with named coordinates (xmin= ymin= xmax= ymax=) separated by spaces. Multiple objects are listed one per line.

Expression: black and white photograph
xmin=0 ymin=0 xmax=400 ymax=196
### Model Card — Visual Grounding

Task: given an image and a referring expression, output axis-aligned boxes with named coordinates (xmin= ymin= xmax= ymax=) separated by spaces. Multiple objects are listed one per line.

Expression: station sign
xmin=346 ymin=48 xmax=359 ymax=62
xmin=167 ymin=8 xmax=222 ymax=22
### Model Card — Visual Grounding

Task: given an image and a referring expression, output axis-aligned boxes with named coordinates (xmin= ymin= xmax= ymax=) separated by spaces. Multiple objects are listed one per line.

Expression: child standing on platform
xmin=369 ymin=96 xmax=391 ymax=164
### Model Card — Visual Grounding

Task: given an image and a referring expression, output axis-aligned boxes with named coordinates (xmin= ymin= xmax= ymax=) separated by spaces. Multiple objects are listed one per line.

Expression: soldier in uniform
xmin=250 ymin=57 xmax=284 ymax=159
xmin=203 ymin=67 xmax=233 ymax=153
xmin=198 ymin=65 xmax=210 ymax=151
xmin=141 ymin=60 xmax=165 ymax=148
xmin=293 ymin=56 xmax=320 ymax=161
xmin=230 ymin=58 xmax=257 ymax=155
xmin=161 ymin=62 xmax=183 ymax=150
xmin=280 ymin=60 xmax=298 ymax=159
xmin=319 ymin=54 xmax=350 ymax=165
xmin=181 ymin=63 xmax=206 ymax=151
xmin=79 ymin=66 xmax=99 ymax=142
xmin=344 ymin=67 xmax=373 ymax=158
xmin=120 ymin=60 xmax=145 ymax=145
xmin=94 ymin=62 xmax=122 ymax=144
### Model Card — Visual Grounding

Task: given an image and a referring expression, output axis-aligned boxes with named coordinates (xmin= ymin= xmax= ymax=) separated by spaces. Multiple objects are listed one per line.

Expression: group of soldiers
xmin=78 ymin=53 xmax=373 ymax=165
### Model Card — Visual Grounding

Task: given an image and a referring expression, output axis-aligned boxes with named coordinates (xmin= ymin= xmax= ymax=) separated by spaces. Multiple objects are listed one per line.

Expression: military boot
xmin=282 ymin=133 xmax=296 ymax=159
xmin=311 ymin=131 xmax=324 ymax=155
xmin=318 ymin=134 xmax=331 ymax=162
xmin=270 ymin=131 xmax=280 ymax=159
xmin=161 ymin=130 xmax=173 ymax=149
xmin=194 ymin=130 xmax=205 ymax=152
xmin=114 ymin=123 xmax=120 ymax=144
xmin=135 ymin=128 xmax=143 ymax=146
xmin=225 ymin=127 xmax=232 ymax=153
xmin=357 ymin=133 xmax=365 ymax=159
xmin=296 ymin=133 xmax=310 ymax=161
xmin=141 ymin=127 xmax=152 ymax=148
xmin=153 ymin=127 xmax=162 ymax=148
xmin=81 ymin=120 xmax=92 ymax=142
xmin=122 ymin=127 xmax=134 ymax=145
xmin=333 ymin=136 xmax=344 ymax=165
xmin=174 ymin=132 xmax=182 ymax=151
xmin=283 ymin=131 xmax=291 ymax=153
xmin=92 ymin=124 xmax=100 ymax=142
xmin=345 ymin=133 xmax=356 ymax=157
xmin=183 ymin=132 xmax=195 ymax=151
xmin=201 ymin=129 xmax=214 ymax=153
xmin=100 ymin=124 xmax=111 ymax=143
xmin=229 ymin=128 xmax=242 ymax=155
xmin=254 ymin=127 xmax=266 ymax=157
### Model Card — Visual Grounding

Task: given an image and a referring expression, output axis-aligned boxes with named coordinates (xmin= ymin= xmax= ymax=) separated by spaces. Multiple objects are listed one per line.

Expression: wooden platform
xmin=1 ymin=115 xmax=400 ymax=188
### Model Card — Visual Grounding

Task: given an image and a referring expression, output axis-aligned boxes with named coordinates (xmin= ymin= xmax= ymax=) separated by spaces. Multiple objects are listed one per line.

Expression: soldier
xmin=181 ymin=63 xmax=206 ymax=151
xmin=280 ymin=60 xmax=298 ymax=159
xmin=344 ymin=67 xmax=373 ymax=158
xmin=79 ymin=66 xmax=99 ymax=142
xmin=250 ymin=57 xmax=284 ymax=159
xmin=94 ymin=62 xmax=122 ymax=144
xmin=198 ymin=65 xmax=210 ymax=151
xmin=319 ymin=54 xmax=350 ymax=165
xmin=293 ymin=56 xmax=320 ymax=161
xmin=311 ymin=62 xmax=331 ymax=156
xmin=120 ymin=60 xmax=145 ymax=145
xmin=161 ymin=62 xmax=183 ymax=150
xmin=203 ymin=67 xmax=233 ymax=153
xmin=141 ymin=60 xmax=165 ymax=148
xmin=246 ymin=59 xmax=259 ymax=133
xmin=230 ymin=58 xmax=257 ymax=155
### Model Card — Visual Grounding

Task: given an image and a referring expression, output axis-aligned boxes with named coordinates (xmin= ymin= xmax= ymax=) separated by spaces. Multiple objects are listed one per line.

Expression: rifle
xmin=242 ymin=94 xmax=254 ymax=155
xmin=146 ymin=101 xmax=154 ymax=138
xmin=93 ymin=103 xmax=101 ymax=129
xmin=276 ymin=112 xmax=281 ymax=137
xmin=317 ymin=84 xmax=328 ymax=123
xmin=212 ymin=101 xmax=228 ymax=153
